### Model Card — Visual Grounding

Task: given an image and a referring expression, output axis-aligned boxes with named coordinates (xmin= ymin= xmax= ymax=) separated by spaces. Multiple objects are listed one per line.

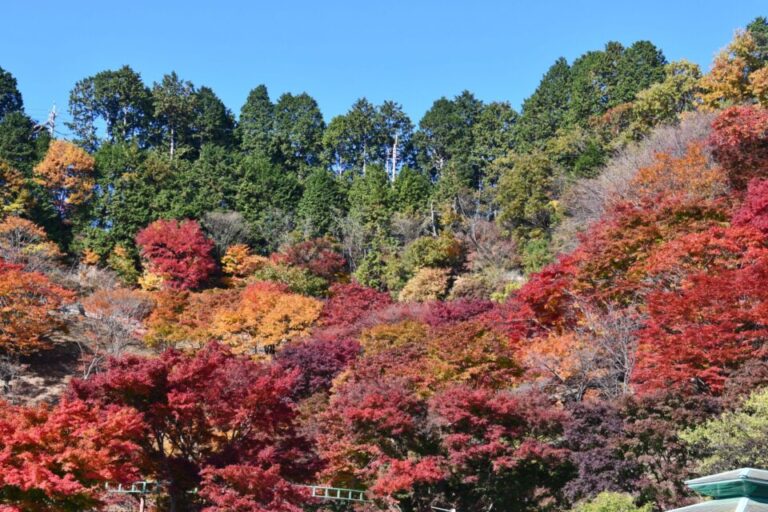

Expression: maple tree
xmin=271 ymin=237 xmax=347 ymax=281
xmin=0 ymin=216 xmax=62 ymax=271
xmin=71 ymin=344 xmax=316 ymax=511
xmin=318 ymin=281 xmax=393 ymax=329
xmin=709 ymin=105 xmax=768 ymax=189
xmin=0 ymin=398 xmax=144 ymax=512
xmin=0 ymin=259 xmax=73 ymax=353
xmin=33 ymin=140 xmax=96 ymax=216
xmin=135 ymin=218 xmax=217 ymax=290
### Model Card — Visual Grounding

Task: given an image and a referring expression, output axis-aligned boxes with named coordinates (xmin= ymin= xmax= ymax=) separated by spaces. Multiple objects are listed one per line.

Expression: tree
xmin=681 ymin=387 xmax=768 ymax=474
xmin=235 ymin=155 xmax=302 ymax=252
xmin=275 ymin=336 xmax=361 ymax=398
xmin=629 ymin=60 xmax=702 ymax=136
xmin=495 ymin=151 xmax=556 ymax=240
xmin=296 ymin=167 xmax=345 ymax=237
xmin=67 ymin=66 xmax=153 ymax=151
xmin=33 ymin=140 xmax=96 ymax=217
xmin=72 ymin=344 xmax=316 ymax=511
xmin=391 ymin=165 xmax=431 ymax=215
xmin=515 ymin=58 xmax=572 ymax=148
xmin=272 ymin=237 xmax=347 ymax=281
xmin=193 ymin=86 xmax=235 ymax=148
xmin=135 ymin=219 xmax=217 ymax=290
xmin=272 ymin=92 xmax=325 ymax=175
xmin=318 ymin=281 xmax=393 ymax=329
xmin=211 ymin=281 xmax=322 ymax=354
xmin=613 ymin=41 xmax=667 ymax=106
xmin=0 ymin=67 xmax=23 ymax=122
xmin=237 ymin=84 xmax=274 ymax=156
xmin=571 ymin=493 xmax=652 ymax=512
xmin=0 ymin=112 xmax=40 ymax=168
xmin=0 ymin=259 xmax=73 ymax=353
xmin=0 ymin=161 xmax=28 ymax=217
xmin=0 ymin=216 xmax=62 ymax=272
xmin=0 ymin=398 xmax=144 ymax=512
xmin=709 ymin=105 xmax=768 ymax=189
xmin=153 ymin=72 xmax=198 ymax=158
xmin=415 ymin=91 xmax=483 ymax=185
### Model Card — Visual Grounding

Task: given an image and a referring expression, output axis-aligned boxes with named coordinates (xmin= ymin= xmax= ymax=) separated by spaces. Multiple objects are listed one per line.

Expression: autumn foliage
xmin=136 ymin=218 xmax=217 ymax=290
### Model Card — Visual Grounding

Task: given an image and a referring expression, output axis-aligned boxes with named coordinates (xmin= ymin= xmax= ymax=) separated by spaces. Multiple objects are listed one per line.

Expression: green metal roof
xmin=667 ymin=497 xmax=768 ymax=512
xmin=686 ymin=469 xmax=768 ymax=499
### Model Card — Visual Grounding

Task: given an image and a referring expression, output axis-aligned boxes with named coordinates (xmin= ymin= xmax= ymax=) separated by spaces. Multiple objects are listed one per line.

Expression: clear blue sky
xmin=1 ymin=0 xmax=765 ymax=132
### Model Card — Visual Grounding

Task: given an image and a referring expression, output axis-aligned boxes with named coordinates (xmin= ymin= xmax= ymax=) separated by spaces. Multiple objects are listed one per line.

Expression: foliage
xmin=571 ymin=492 xmax=652 ymax=512
xmin=682 ymin=387 xmax=768 ymax=474
xmin=398 ymin=267 xmax=452 ymax=302
xmin=33 ymin=140 xmax=96 ymax=216
xmin=135 ymin=219 xmax=217 ymax=290
xmin=0 ymin=399 xmax=143 ymax=512
xmin=709 ymin=105 xmax=768 ymax=189
xmin=0 ymin=259 xmax=73 ymax=353
xmin=72 ymin=344 xmax=316 ymax=510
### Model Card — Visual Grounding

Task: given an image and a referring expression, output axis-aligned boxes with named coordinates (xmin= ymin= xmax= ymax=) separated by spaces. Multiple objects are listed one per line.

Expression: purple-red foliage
xmin=272 ymin=238 xmax=347 ymax=281
xmin=419 ymin=299 xmax=495 ymax=327
xmin=276 ymin=336 xmax=361 ymax=398
xmin=319 ymin=282 xmax=393 ymax=328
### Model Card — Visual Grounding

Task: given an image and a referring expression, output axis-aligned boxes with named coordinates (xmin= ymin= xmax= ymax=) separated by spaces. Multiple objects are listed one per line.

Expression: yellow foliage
xmin=698 ymin=31 xmax=765 ymax=110
xmin=138 ymin=271 xmax=165 ymax=291
xmin=221 ymin=244 xmax=268 ymax=280
xmin=0 ymin=161 xmax=29 ymax=217
xmin=33 ymin=140 xmax=96 ymax=211
xmin=749 ymin=67 xmax=768 ymax=106
xmin=359 ymin=320 xmax=427 ymax=355
xmin=81 ymin=248 xmax=101 ymax=266
xmin=397 ymin=267 xmax=451 ymax=302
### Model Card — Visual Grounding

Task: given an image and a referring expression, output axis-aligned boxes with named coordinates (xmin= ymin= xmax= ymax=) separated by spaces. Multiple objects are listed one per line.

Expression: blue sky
xmin=1 ymin=0 xmax=765 ymax=132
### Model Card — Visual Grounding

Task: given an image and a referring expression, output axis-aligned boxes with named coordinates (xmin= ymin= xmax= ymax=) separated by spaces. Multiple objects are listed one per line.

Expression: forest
xmin=1 ymin=14 xmax=768 ymax=512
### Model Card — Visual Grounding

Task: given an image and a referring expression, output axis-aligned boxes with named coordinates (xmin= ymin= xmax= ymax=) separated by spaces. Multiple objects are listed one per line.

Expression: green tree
xmin=495 ymin=151 xmax=556 ymax=240
xmin=415 ymin=90 xmax=483 ymax=186
xmin=237 ymin=84 xmax=274 ymax=155
xmin=747 ymin=16 xmax=768 ymax=64
xmin=571 ymin=493 xmax=652 ymax=512
xmin=613 ymin=41 xmax=667 ymax=106
xmin=193 ymin=86 xmax=235 ymax=148
xmin=391 ymin=165 xmax=431 ymax=215
xmin=681 ymin=388 xmax=768 ymax=474
xmin=0 ymin=112 xmax=38 ymax=168
xmin=297 ymin=167 xmax=345 ymax=237
xmin=152 ymin=72 xmax=197 ymax=158
xmin=515 ymin=58 xmax=571 ymax=148
xmin=347 ymin=165 xmax=391 ymax=236
xmin=162 ymin=144 xmax=240 ymax=219
xmin=323 ymin=97 xmax=380 ymax=173
xmin=67 ymin=66 xmax=153 ymax=151
xmin=0 ymin=66 xmax=23 ymax=121
xmin=473 ymin=101 xmax=519 ymax=174
xmin=272 ymin=92 xmax=325 ymax=176
xmin=235 ymin=154 xmax=302 ymax=251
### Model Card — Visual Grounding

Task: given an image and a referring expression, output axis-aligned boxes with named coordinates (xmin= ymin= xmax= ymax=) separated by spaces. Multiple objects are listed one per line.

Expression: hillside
xmin=1 ymin=16 xmax=768 ymax=512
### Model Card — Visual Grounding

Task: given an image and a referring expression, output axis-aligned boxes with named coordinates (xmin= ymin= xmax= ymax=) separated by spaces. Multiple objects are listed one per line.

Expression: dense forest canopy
xmin=1 ymin=15 xmax=768 ymax=512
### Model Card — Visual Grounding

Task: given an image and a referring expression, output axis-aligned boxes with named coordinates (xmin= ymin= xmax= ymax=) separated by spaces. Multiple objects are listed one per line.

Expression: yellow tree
xmin=698 ymin=30 xmax=766 ymax=109
xmin=34 ymin=140 xmax=96 ymax=216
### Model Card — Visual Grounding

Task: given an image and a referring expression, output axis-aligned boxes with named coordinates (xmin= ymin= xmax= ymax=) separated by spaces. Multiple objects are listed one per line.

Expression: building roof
xmin=686 ymin=469 xmax=768 ymax=499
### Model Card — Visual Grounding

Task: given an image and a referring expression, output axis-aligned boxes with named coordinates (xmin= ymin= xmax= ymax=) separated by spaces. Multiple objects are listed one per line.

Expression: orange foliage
xmin=631 ymin=143 xmax=727 ymax=202
xmin=221 ymin=243 xmax=268 ymax=281
xmin=0 ymin=260 xmax=74 ymax=353
xmin=33 ymin=140 xmax=95 ymax=214
xmin=0 ymin=216 xmax=62 ymax=270
xmin=359 ymin=320 xmax=427 ymax=355
xmin=0 ymin=161 xmax=29 ymax=217
xmin=212 ymin=282 xmax=322 ymax=355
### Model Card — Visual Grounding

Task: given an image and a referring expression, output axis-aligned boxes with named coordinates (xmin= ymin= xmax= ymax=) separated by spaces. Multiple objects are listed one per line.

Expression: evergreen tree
xmin=613 ymin=41 xmax=667 ymax=107
xmin=297 ymin=167 xmax=345 ymax=237
xmin=391 ymin=166 xmax=431 ymax=215
xmin=0 ymin=66 xmax=23 ymax=122
xmin=152 ymin=72 xmax=198 ymax=158
xmin=237 ymin=84 xmax=274 ymax=156
xmin=235 ymin=154 xmax=302 ymax=251
xmin=67 ymin=66 xmax=153 ymax=151
xmin=272 ymin=92 xmax=325 ymax=176
xmin=515 ymin=58 xmax=571 ymax=148
xmin=193 ymin=86 xmax=235 ymax=148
